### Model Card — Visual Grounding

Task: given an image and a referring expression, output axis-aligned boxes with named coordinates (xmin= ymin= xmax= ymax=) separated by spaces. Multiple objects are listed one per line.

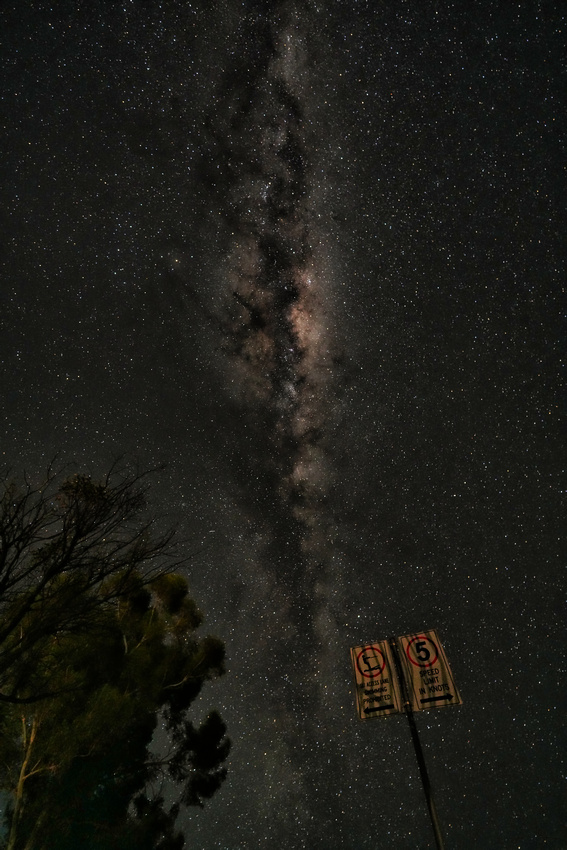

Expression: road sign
xmin=350 ymin=640 xmax=403 ymax=719
xmin=396 ymin=629 xmax=462 ymax=712
xmin=350 ymin=629 xmax=460 ymax=850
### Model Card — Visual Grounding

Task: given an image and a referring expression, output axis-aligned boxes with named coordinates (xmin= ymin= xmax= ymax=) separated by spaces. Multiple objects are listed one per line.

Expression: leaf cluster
xmin=0 ymin=466 xmax=230 ymax=849
xmin=2 ymin=571 xmax=229 ymax=849
xmin=0 ymin=465 xmax=183 ymax=703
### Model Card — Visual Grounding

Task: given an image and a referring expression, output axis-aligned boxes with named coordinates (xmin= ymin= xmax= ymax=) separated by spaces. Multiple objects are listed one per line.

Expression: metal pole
xmin=390 ymin=638 xmax=445 ymax=850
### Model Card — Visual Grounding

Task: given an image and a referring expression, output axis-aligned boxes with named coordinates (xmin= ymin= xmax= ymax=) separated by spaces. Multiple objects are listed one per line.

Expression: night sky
xmin=1 ymin=1 xmax=564 ymax=848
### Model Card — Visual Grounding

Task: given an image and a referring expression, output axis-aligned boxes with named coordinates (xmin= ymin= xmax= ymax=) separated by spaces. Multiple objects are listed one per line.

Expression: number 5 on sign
xmin=397 ymin=629 xmax=462 ymax=712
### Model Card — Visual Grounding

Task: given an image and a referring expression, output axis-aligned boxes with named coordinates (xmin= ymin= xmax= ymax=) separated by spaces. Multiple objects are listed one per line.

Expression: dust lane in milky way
xmin=211 ymin=5 xmax=338 ymax=626
xmin=198 ymin=2 xmax=343 ymax=800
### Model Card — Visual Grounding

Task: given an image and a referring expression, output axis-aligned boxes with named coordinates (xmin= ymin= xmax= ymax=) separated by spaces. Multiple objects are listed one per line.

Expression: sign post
xmin=389 ymin=637 xmax=446 ymax=850
xmin=350 ymin=628 xmax=461 ymax=850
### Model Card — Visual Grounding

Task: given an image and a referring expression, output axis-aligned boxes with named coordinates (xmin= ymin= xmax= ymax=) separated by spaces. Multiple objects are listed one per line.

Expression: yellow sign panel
xmin=350 ymin=641 xmax=403 ymax=719
xmin=396 ymin=629 xmax=462 ymax=712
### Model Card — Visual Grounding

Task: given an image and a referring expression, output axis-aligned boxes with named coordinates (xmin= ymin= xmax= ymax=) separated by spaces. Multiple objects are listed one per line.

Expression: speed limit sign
xmin=397 ymin=629 xmax=462 ymax=711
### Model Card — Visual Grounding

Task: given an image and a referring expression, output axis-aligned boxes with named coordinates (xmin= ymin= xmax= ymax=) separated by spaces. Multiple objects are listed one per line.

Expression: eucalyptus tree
xmin=0 ymin=466 xmax=230 ymax=848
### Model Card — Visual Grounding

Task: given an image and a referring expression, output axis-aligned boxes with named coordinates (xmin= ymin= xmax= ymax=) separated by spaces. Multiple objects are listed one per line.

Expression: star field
xmin=0 ymin=1 xmax=564 ymax=848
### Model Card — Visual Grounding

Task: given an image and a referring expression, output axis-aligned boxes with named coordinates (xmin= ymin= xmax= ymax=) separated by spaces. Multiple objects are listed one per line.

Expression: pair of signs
xmin=351 ymin=629 xmax=462 ymax=720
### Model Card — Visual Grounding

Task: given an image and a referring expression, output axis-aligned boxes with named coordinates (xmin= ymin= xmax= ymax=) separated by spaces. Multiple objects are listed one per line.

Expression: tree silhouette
xmin=0 ymin=466 xmax=229 ymax=848
xmin=0 ymin=464 xmax=183 ymax=704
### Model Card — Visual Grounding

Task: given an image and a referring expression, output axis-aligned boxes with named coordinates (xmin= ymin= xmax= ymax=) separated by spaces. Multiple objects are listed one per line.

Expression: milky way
xmin=211 ymin=6 xmax=339 ymax=641
xmin=202 ymin=1 xmax=345 ymax=825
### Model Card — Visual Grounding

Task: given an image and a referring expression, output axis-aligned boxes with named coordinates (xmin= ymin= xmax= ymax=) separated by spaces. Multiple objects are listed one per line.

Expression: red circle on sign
xmin=405 ymin=635 xmax=439 ymax=668
xmin=356 ymin=646 xmax=386 ymax=678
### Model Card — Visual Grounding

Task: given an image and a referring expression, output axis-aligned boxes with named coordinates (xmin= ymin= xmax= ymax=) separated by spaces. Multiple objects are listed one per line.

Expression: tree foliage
xmin=0 ymin=465 xmax=183 ymax=703
xmin=0 ymin=467 xmax=230 ymax=849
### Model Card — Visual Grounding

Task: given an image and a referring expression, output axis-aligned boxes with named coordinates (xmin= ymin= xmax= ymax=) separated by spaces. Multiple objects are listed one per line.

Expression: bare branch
xmin=0 ymin=465 xmax=185 ymax=703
